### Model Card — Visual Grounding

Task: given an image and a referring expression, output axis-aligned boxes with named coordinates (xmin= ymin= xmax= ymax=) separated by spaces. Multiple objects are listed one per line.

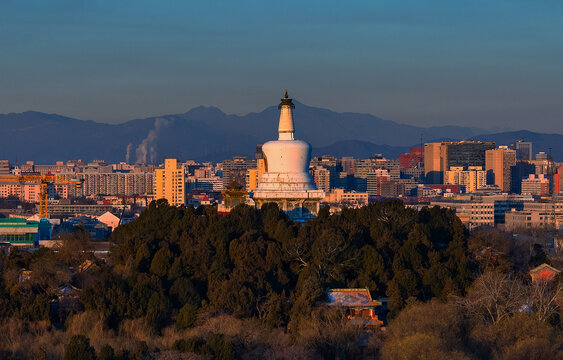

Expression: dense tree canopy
xmin=3 ymin=199 xmax=560 ymax=359
xmin=78 ymin=200 xmax=474 ymax=332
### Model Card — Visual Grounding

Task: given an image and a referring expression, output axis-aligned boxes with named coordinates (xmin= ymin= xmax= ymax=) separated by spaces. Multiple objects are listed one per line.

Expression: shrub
xmin=176 ymin=303 xmax=199 ymax=330
xmin=64 ymin=335 xmax=95 ymax=360
xmin=206 ymin=334 xmax=236 ymax=360
xmin=98 ymin=344 xmax=115 ymax=360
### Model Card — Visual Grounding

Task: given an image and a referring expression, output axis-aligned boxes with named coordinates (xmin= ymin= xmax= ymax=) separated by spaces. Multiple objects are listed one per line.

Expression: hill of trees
xmin=0 ymin=200 xmax=561 ymax=359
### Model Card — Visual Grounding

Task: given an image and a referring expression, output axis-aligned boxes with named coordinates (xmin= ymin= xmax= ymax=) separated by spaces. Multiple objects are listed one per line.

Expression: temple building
xmin=218 ymin=179 xmax=248 ymax=214
xmin=252 ymin=91 xmax=325 ymax=219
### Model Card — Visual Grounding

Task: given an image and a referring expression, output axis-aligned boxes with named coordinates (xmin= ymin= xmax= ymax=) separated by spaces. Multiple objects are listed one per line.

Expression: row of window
xmin=0 ymin=233 xmax=35 ymax=243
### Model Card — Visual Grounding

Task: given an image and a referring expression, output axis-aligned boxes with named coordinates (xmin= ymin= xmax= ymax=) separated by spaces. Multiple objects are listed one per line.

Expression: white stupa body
xmin=253 ymin=91 xmax=325 ymax=219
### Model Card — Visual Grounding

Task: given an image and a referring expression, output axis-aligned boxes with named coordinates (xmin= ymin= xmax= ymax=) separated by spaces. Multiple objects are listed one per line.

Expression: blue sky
xmin=1 ymin=0 xmax=562 ymax=132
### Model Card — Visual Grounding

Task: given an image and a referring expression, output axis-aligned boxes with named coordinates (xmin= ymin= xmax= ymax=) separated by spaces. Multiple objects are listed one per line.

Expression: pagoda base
xmin=252 ymin=189 xmax=325 ymax=220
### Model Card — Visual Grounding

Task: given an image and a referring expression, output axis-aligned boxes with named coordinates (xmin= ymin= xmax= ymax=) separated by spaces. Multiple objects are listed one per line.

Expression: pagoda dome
xmin=252 ymin=91 xmax=325 ymax=219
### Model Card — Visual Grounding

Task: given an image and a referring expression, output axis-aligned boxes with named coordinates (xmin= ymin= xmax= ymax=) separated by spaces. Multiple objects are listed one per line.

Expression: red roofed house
xmin=529 ymin=263 xmax=561 ymax=282
xmin=327 ymin=288 xmax=388 ymax=328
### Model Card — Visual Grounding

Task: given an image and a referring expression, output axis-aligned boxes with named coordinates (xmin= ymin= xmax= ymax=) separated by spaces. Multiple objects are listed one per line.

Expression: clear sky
xmin=1 ymin=0 xmax=562 ymax=132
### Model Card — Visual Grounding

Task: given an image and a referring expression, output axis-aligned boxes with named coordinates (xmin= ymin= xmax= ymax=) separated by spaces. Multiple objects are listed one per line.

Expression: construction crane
xmin=0 ymin=174 xmax=84 ymax=218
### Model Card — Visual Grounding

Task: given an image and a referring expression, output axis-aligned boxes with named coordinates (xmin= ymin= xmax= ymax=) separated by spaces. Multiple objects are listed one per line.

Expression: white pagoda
xmin=252 ymin=91 xmax=325 ymax=219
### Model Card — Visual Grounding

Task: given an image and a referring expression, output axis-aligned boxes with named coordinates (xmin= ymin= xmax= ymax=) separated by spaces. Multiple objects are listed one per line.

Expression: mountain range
xmin=0 ymin=102 xmax=561 ymax=163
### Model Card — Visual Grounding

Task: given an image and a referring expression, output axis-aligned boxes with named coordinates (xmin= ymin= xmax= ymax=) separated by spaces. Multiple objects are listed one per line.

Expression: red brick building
xmin=398 ymin=148 xmax=423 ymax=169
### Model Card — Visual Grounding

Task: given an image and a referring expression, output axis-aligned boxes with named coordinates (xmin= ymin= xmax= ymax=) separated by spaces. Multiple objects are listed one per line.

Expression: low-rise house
xmin=97 ymin=211 xmax=120 ymax=231
xmin=530 ymin=263 xmax=561 ymax=282
xmin=327 ymin=288 xmax=388 ymax=328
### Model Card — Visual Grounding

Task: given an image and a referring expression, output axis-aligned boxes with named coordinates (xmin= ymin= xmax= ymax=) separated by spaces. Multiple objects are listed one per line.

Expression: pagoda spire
xmin=278 ymin=90 xmax=295 ymax=140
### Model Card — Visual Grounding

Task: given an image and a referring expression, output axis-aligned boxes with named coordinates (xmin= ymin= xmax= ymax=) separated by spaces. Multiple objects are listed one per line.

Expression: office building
xmin=521 ymin=174 xmax=550 ymax=196
xmin=424 ymin=141 xmax=495 ymax=184
xmin=222 ymin=156 xmax=256 ymax=189
xmin=0 ymin=218 xmax=39 ymax=247
xmin=424 ymin=142 xmax=449 ymax=184
xmin=485 ymin=147 xmax=517 ymax=192
xmin=512 ymin=140 xmax=533 ymax=161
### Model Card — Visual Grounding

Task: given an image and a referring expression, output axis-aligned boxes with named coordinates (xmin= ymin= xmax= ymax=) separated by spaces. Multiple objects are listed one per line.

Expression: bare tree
xmin=456 ymin=271 xmax=529 ymax=324
xmin=528 ymin=279 xmax=563 ymax=322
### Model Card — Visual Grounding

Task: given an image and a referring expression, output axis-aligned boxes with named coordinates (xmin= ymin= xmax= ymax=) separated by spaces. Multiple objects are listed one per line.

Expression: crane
xmin=0 ymin=174 xmax=84 ymax=218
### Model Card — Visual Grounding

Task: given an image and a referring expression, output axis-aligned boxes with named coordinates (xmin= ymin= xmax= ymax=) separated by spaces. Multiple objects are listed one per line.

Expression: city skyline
xmin=1 ymin=1 xmax=563 ymax=133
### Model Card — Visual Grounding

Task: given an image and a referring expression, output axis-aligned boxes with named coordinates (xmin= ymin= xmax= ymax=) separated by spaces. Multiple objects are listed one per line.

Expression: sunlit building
xmin=252 ymin=91 xmax=324 ymax=219
xmin=154 ymin=158 xmax=185 ymax=206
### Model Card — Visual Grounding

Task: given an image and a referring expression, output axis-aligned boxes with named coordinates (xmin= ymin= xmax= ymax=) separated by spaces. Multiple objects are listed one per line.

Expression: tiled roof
xmin=328 ymin=288 xmax=381 ymax=307
xmin=530 ymin=263 xmax=561 ymax=275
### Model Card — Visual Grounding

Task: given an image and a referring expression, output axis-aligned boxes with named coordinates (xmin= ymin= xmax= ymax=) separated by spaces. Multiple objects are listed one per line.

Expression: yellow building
xmin=485 ymin=147 xmax=517 ymax=192
xmin=154 ymin=158 xmax=185 ymax=206
xmin=246 ymin=158 xmax=266 ymax=192
xmin=424 ymin=142 xmax=449 ymax=184
xmin=444 ymin=166 xmax=486 ymax=193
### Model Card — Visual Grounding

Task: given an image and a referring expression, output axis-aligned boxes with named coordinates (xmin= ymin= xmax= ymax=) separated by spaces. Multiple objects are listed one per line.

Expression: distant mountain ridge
xmin=0 ymin=104 xmax=561 ymax=163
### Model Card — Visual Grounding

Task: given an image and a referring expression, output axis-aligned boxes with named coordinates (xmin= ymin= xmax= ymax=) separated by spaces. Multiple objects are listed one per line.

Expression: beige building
xmin=431 ymin=200 xmax=495 ymax=229
xmin=505 ymin=210 xmax=557 ymax=231
xmin=424 ymin=142 xmax=449 ymax=184
xmin=444 ymin=166 xmax=486 ymax=193
xmin=485 ymin=147 xmax=516 ymax=192
xmin=521 ymin=174 xmax=550 ymax=196
xmin=323 ymin=188 xmax=368 ymax=206
xmin=154 ymin=158 xmax=185 ymax=206
xmin=311 ymin=166 xmax=331 ymax=193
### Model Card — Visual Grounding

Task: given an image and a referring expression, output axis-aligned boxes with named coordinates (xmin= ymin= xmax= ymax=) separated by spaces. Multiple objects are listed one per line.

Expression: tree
xmin=176 ymin=302 xmax=199 ymax=329
xmin=457 ymin=271 xmax=528 ymax=324
xmin=98 ymin=344 xmax=115 ymax=360
xmin=528 ymin=279 xmax=563 ymax=323
xmin=529 ymin=244 xmax=550 ymax=268
xmin=146 ymin=292 xmax=170 ymax=334
xmin=206 ymin=334 xmax=236 ymax=360
xmin=64 ymin=335 xmax=95 ymax=360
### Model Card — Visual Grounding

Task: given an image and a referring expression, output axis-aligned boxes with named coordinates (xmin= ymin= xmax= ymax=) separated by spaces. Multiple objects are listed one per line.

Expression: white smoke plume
xmin=125 ymin=143 xmax=133 ymax=164
xmin=135 ymin=118 xmax=169 ymax=164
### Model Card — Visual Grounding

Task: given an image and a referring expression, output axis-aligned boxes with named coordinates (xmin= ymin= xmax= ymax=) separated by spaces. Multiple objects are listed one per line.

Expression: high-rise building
xmin=341 ymin=157 xmax=356 ymax=175
xmin=366 ymin=169 xmax=390 ymax=196
xmin=485 ymin=147 xmax=517 ymax=192
xmin=398 ymin=148 xmax=423 ymax=170
xmin=444 ymin=166 xmax=486 ymax=193
xmin=246 ymin=157 xmax=266 ymax=192
xmin=222 ymin=156 xmax=256 ymax=189
xmin=311 ymin=166 xmax=331 ymax=193
xmin=154 ymin=158 xmax=185 ymax=206
xmin=553 ymin=166 xmax=563 ymax=195
xmin=521 ymin=174 xmax=550 ymax=196
xmin=447 ymin=141 xmax=495 ymax=169
xmin=510 ymin=161 xmax=536 ymax=194
xmin=252 ymin=91 xmax=324 ymax=219
xmin=64 ymin=172 xmax=154 ymax=197
xmin=511 ymin=140 xmax=533 ymax=161
xmin=424 ymin=141 xmax=495 ymax=184
xmin=311 ymin=156 xmax=342 ymax=188
xmin=424 ymin=142 xmax=449 ymax=184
